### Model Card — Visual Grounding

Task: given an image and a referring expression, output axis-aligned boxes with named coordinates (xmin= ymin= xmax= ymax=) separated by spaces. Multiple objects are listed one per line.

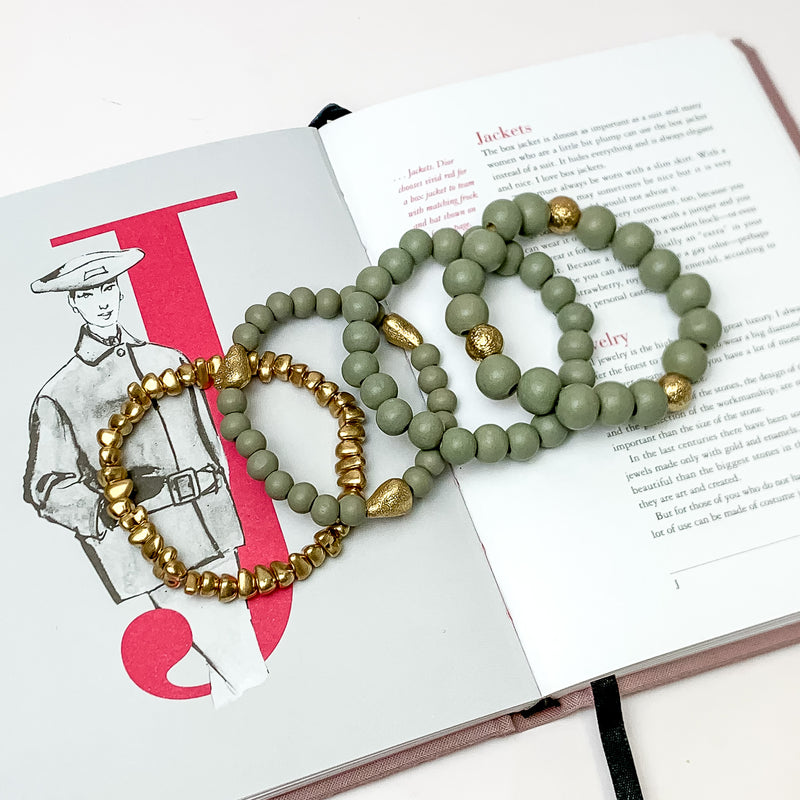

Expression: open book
xmin=2 ymin=34 xmax=799 ymax=800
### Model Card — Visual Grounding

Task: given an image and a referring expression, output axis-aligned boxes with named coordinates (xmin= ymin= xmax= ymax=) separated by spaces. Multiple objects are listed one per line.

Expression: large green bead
xmin=531 ymin=414 xmax=569 ymax=448
xmin=519 ymin=252 xmax=554 ymax=290
xmin=474 ymin=424 xmax=509 ymax=463
xmin=407 ymin=411 xmax=445 ymax=450
xmin=558 ymin=359 xmax=596 ymax=386
xmin=290 ymin=287 xmax=316 ymax=319
xmin=342 ymin=290 xmax=380 ymax=323
xmin=236 ymin=428 xmax=267 ymax=458
xmin=667 ymin=273 xmax=711 ymax=315
xmin=376 ymin=397 xmax=413 ymax=435
xmin=678 ymin=307 xmax=722 ymax=347
xmin=461 ymin=229 xmax=507 ymax=272
xmin=555 ymin=384 xmax=599 ymax=431
xmin=418 ymin=365 xmax=448 ymax=393
xmin=266 ymin=291 xmax=293 ymax=321
xmin=475 ymin=354 xmax=521 ymax=399
xmin=315 ymin=288 xmax=341 ymax=319
xmin=432 ymin=228 xmax=464 ymax=265
xmin=342 ymin=320 xmax=381 ymax=353
xmin=427 ymin=387 xmax=457 ymax=412
xmin=517 ymin=367 xmax=561 ymax=415
xmin=287 ymin=482 xmax=317 ymax=514
xmin=217 ymin=387 xmax=247 ymax=415
xmin=356 ymin=266 xmax=393 ymax=300
xmin=311 ymin=494 xmax=340 ymax=526
xmin=415 ymin=448 xmax=448 ymax=477
xmin=630 ymin=380 xmax=668 ymax=426
xmin=246 ymin=449 xmax=278 ymax=480
xmin=339 ymin=494 xmax=366 ymax=527
xmin=342 ymin=351 xmax=379 ymax=387
xmin=612 ymin=222 xmax=655 ymax=266
xmin=245 ymin=303 xmax=274 ymax=333
xmin=360 ymin=372 xmax=398 ymax=410
xmin=445 ymin=294 xmax=489 ymax=335
xmin=540 ymin=276 xmax=577 ymax=313
xmin=557 ymin=302 xmax=594 ymax=332
xmin=403 ymin=465 xmax=434 ymax=498
xmin=513 ymin=192 xmax=550 ymax=236
xmin=378 ymin=247 xmax=414 ymax=284
xmin=411 ymin=343 xmax=440 ymax=370
xmin=399 ymin=228 xmax=433 ymax=264
xmin=638 ymin=249 xmax=680 ymax=292
xmin=232 ymin=322 xmax=260 ymax=351
xmin=496 ymin=241 xmax=524 ymax=277
xmin=482 ymin=199 xmax=523 ymax=241
xmin=575 ymin=205 xmax=616 ymax=250
xmin=219 ymin=412 xmax=250 ymax=441
xmin=506 ymin=422 xmax=540 ymax=462
xmin=662 ymin=339 xmax=708 ymax=382
xmin=442 ymin=258 xmax=486 ymax=297
xmin=595 ymin=382 xmax=635 ymax=426
xmin=264 ymin=469 xmax=294 ymax=500
xmin=439 ymin=427 xmax=477 ymax=465
xmin=557 ymin=330 xmax=594 ymax=361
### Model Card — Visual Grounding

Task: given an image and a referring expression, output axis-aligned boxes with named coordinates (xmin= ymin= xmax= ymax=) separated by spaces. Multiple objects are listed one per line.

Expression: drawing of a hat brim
xmin=31 ymin=248 xmax=145 ymax=293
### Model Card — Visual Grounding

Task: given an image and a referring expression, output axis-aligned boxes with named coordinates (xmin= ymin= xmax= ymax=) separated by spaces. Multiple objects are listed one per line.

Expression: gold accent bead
xmin=108 ymin=413 xmax=133 ymax=436
xmin=237 ymin=568 xmax=258 ymax=599
xmin=141 ymin=532 xmax=164 ymax=561
xmin=381 ymin=313 xmax=423 ymax=349
xmin=272 ymin=354 xmax=292 ymax=381
xmin=121 ymin=399 xmax=146 ymax=423
xmin=366 ymin=478 xmax=413 ymax=518
xmin=254 ymin=564 xmax=277 ymax=595
xmin=162 ymin=560 xmax=187 ymax=588
xmin=127 ymin=522 xmax=156 ymax=547
xmin=97 ymin=428 xmax=123 ymax=449
xmin=314 ymin=529 xmax=343 ymax=557
xmin=119 ymin=505 xmax=148 ymax=531
xmin=98 ymin=445 xmax=122 ymax=467
xmin=302 ymin=370 xmax=324 ymax=391
xmin=659 ymin=372 xmax=693 ymax=413
xmin=199 ymin=571 xmax=220 ymax=597
xmin=207 ymin=354 xmax=223 ymax=377
xmin=157 ymin=546 xmax=178 ymax=568
xmin=258 ymin=351 xmax=276 ymax=383
xmin=176 ymin=362 xmax=197 ymax=387
xmin=338 ymin=423 xmax=366 ymax=441
xmin=152 ymin=562 xmax=165 ymax=580
xmin=548 ymin=196 xmax=581 ymax=234
xmin=184 ymin=570 xmax=202 ymax=595
xmin=289 ymin=552 xmax=313 ymax=581
xmin=465 ymin=324 xmax=504 ymax=361
xmin=337 ymin=469 xmax=366 ymax=491
xmin=302 ymin=544 xmax=326 ymax=567
xmin=218 ymin=574 xmax=239 ymax=602
xmin=335 ymin=440 xmax=364 ymax=459
xmin=97 ymin=465 xmax=127 ymax=487
xmin=336 ymin=455 xmax=366 ymax=474
xmin=193 ymin=358 xmax=212 ymax=389
xmin=315 ymin=381 xmax=339 ymax=407
xmin=107 ymin=498 xmax=134 ymax=519
xmin=214 ymin=344 xmax=252 ymax=390
xmin=289 ymin=363 xmax=307 ymax=387
xmin=247 ymin=350 xmax=260 ymax=376
xmin=330 ymin=523 xmax=350 ymax=539
xmin=104 ymin=478 xmax=134 ymax=502
xmin=141 ymin=373 xmax=165 ymax=399
xmin=330 ymin=391 xmax=358 ymax=417
xmin=270 ymin=561 xmax=295 ymax=588
xmin=159 ymin=368 xmax=183 ymax=396
xmin=127 ymin=382 xmax=152 ymax=409
xmin=340 ymin=406 xmax=366 ymax=424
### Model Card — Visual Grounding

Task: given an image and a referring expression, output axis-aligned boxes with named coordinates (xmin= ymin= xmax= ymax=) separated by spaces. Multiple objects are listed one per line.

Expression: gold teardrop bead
xmin=381 ymin=313 xmax=423 ymax=349
xmin=366 ymin=478 xmax=413 ymax=518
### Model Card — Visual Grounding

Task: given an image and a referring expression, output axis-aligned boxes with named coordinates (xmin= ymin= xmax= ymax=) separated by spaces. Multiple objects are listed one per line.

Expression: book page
xmin=321 ymin=35 xmax=800 ymax=694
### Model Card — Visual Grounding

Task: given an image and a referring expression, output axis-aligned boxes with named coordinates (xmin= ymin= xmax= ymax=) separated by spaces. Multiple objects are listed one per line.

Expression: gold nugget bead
xmin=176 ymin=362 xmax=197 ymax=387
xmin=366 ymin=478 xmax=413 ymax=518
xmin=104 ymin=478 xmax=134 ymax=502
xmin=108 ymin=413 xmax=133 ymax=435
xmin=257 ymin=351 xmax=276 ymax=383
xmin=98 ymin=445 xmax=123 ymax=467
xmin=289 ymin=552 xmax=313 ymax=581
xmin=97 ymin=428 xmax=123 ymax=449
xmin=288 ymin=363 xmax=307 ymax=387
xmin=162 ymin=560 xmax=187 ymax=588
xmin=382 ymin=313 xmax=424 ymax=349
xmin=254 ymin=564 xmax=277 ymax=595
xmin=127 ymin=382 xmax=152 ymax=409
xmin=214 ymin=344 xmax=252 ymax=390
xmin=340 ymin=405 xmax=366 ymax=424
xmin=207 ymin=354 xmax=223 ymax=377
xmin=218 ymin=574 xmax=239 ymax=603
xmin=338 ymin=422 xmax=366 ymax=441
xmin=97 ymin=465 xmax=127 ymax=487
xmin=315 ymin=380 xmax=339 ymax=406
xmin=272 ymin=353 xmax=292 ymax=381
xmin=141 ymin=532 xmax=165 ymax=561
xmin=337 ymin=469 xmax=367 ymax=492
xmin=121 ymin=399 xmax=146 ymax=423
xmin=336 ymin=455 xmax=367 ymax=474
xmin=548 ymin=195 xmax=581 ymax=234
xmin=302 ymin=544 xmax=326 ymax=567
xmin=335 ymin=440 xmax=364 ymax=459
xmin=330 ymin=523 xmax=350 ymax=539
xmin=127 ymin=522 xmax=156 ymax=547
xmin=159 ymin=368 xmax=183 ymax=396
xmin=270 ymin=561 xmax=295 ymax=588
xmin=107 ymin=498 xmax=135 ymax=519
xmin=465 ymin=324 xmax=504 ymax=361
xmin=152 ymin=562 xmax=166 ymax=580
xmin=314 ymin=529 xmax=343 ymax=557
xmin=330 ymin=391 xmax=358 ymax=416
xmin=119 ymin=505 xmax=148 ymax=531
xmin=237 ymin=568 xmax=258 ymax=600
xmin=157 ymin=546 xmax=179 ymax=568
xmin=141 ymin=373 xmax=165 ymax=399
xmin=247 ymin=350 xmax=260 ymax=376
xmin=193 ymin=358 xmax=212 ymax=388
xmin=659 ymin=372 xmax=693 ymax=413
xmin=302 ymin=370 xmax=324 ymax=391
xmin=199 ymin=571 xmax=220 ymax=597
xmin=184 ymin=570 xmax=202 ymax=596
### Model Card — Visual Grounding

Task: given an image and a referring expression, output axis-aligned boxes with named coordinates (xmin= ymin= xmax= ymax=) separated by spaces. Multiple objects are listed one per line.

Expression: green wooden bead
xmin=558 ymin=330 xmax=594 ymax=361
xmin=418 ymin=365 xmax=448 ymax=393
xmin=496 ymin=241 xmax=524 ymax=277
xmin=245 ymin=303 xmax=274 ymax=333
xmin=415 ymin=448 xmax=448 ymax=476
xmin=235 ymin=428 xmax=267 ymax=458
xmin=439 ymin=427 xmax=477 ymax=465
xmin=630 ymin=379 xmax=668 ymax=427
xmin=638 ymin=249 xmax=680 ymax=292
xmin=531 ymin=413 xmax=569 ymax=448
xmin=519 ymin=252 xmax=555 ymax=290
xmin=407 ymin=411 xmax=445 ymax=450
xmin=290 ymin=287 xmax=316 ymax=319
xmin=475 ymin=423 xmax=509 ymax=463
xmin=340 ymin=285 xmax=356 ymax=301
xmin=411 ymin=343 xmax=440 ymax=369
xmin=311 ymin=494 xmax=340 ymax=526
xmin=217 ymin=387 xmax=247 ymax=415
xmin=667 ymin=273 xmax=712 ymax=315
xmin=557 ymin=302 xmax=594 ymax=332
xmin=427 ymin=387 xmax=457 ymax=412
xmin=403 ymin=465 xmax=434 ymax=498
xmin=232 ymin=322 xmax=260 ymax=351
xmin=475 ymin=354 xmax=521 ymax=399
xmin=315 ymin=287 xmax=341 ymax=319
xmin=595 ymin=382 xmax=635 ymax=426
xmin=342 ymin=320 xmax=381 ymax=353
xmin=445 ymin=293 xmax=490 ymax=335
xmin=376 ymin=397 xmax=413 ymax=435
xmin=462 ymin=226 xmax=482 ymax=239
xmin=339 ymin=493 xmax=366 ymax=527
xmin=342 ymin=290 xmax=380 ymax=323
xmin=219 ymin=412 xmax=250 ymax=441
xmin=432 ymin=227 xmax=464 ymax=265
xmin=360 ymin=372 xmax=398 ymax=410
xmin=342 ymin=350 xmax=379 ymax=387
xmin=558 ymin=359 xmax=596 ymax=386
xmin=611 ymin=222 xmax=655 ymax=266
xmin=517 ymin=367 xmax=562 ymax=415
xmin=356 ymin=266 xmax=393 ymax=300
xmin=442 ymin=258 xmax=485 ymax=297
xmin=399 ymin=228 xmax=433 ymax=264
xmin=378 ymin=247 xmax=415 ymax=284
xmin=246 ymin=449 xmax=279 ymax=481
xmin=575 ymin=205 xmax=616 ymax=250
xmin=482 ymin=199 xmax=523 ymax=241
xmin=555 ymin=384 xmax=600 ymax=431
xmin=513 ymin=192 xmax=550 ymax=236
xmin=436 ymin=410 xmax=458 ymax=430
xmin=461 ymin=229 xmax=507 ymax=272
xmin=506 ymin=422 xmax=540 ymax=462
xmin=541 ymin=276 xmax=577 ymax=313
xmin=678 ymin=307 xmax=722 ymax=348
xmin=287 ymin=482 xmax=317 ymax=514
xmin=264 ymin=469 xmax=294 ymax=500
xmin=662 ymin=339 xmax=708 ymax=382
xmin=266 ymin=291 xmax=293 ymax=321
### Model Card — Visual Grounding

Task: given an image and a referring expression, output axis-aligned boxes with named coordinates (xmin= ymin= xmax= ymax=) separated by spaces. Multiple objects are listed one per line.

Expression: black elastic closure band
xmin=591 ymin=675 xmax=645 ymax=800
xmin=308 ymin=103 xmax=352 ymax=129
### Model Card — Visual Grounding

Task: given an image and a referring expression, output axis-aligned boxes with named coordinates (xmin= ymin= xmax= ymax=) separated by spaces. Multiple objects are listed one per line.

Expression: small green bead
xmin=378 ymin=247 xmax=415 ymax=284
xmin=630 ymin=379 xmax=669 ymax=427
xmin=342 ymin=290 xmax=380 ymax=323
xmin=415 ymin=448 xmax=448 ymax=476
xmin=264 ymin=469 xmax=294 ymax=500
xmin=519 ymin=252 xmax=555 ymax=290
xmin=411 ymin=343 xmax=440 ymax=370
xmin=517 ymin=367 xmax=562 ymax=415
xmin=339 ymin=493 xmax=366 ymax=527
xmin=342 ymin=320 xmax=381 ymax=353
xmin=611 ymin=222 xmax=655 ymax=266
xmin=266 ymin=291 xmax=293 ymax=321
xmin=427 ymin=387 xmax=457 ymax=412
xmin=513 ymin=192 xmax=550 ymax=236
xmin=531 ymin=414 xmax=569 ymax=448
xmin=418 ymin=365 xmax=448 ymax=394
xmin=232 ymin=322 xmax=260 ymax=351
xmin=403 ymin=465 xmax=434 ymax=498
xmin=557 ymin=303 xmax=594 ymax=332
xmin=475 ymin=354 xmax=521 ymax=400
xmin=541 ymin=276 xmax=577 ymax=313
xmin=475 ymin=423 xmax=509 ymax=463
xmin=247 ymin=449 xmax=279 ymax=481
xmin=575 ymin=205 xmax=616 ymax=250
xmin=290 ymin=287 xmax=316 ymax=319
xmin=376 ymin=397 xmax=413 ymax=435
xmin=555 ymin=384 xmax=600 ymax=431
xmin=506 ymin=422 xmax=540 ymax=462
xmin=287 ymin=482 xmax=317 ymax=514
xmin=461 ymin=229 xmax=507 ymax=272
xmin=678 ymin=307 xmax=722 ymax=348
xmin=315 ymin=287 xmax=342 ymax=319
xmin=667 ymin=273 xmax=712 ymax=315
xmin=432 ymin=228 xmax=464 ymax=265
xmin=496 ymin=241 xmax=525 ymax=277
xmin=310 ymin=494 xmax=340 ymax=527
xmin=436 ymin=410 xmax=458 ymax=430
xmin=407 ymin=410 xmax=445 ymax=450
xmin=399 ymin=228 xmax=433 ymax=264
xmin=445 ymin=293 xmax=490 ymax=335
xmin=662 ymin=339 xmax=708 ymax=382
xmin=355 ymin=266 xmax=393 ymax=301
xmin=217 ymin=387 xmax=247 ymax=415
xmin=219 ymin=411 xmax=250 ymax=441
xmin=595 ymin=382 xmax=635 ymax=426
xmin=341 ymin=350 xmax=379 ymax=387
xmin=439 ymin=427 xmax=477 ymax=465
xmin=638 ymin=249 xmax=681 ymax=292
xmin=245 ymin=304 xmax=274 ymax=333
xmin=360 ymin=372 xmax=398 ymax=410
xmin=442 ymin=258 xmax=486 ymax=297
xmin=557 ymin=330 xmax=594 ymax=361
xmin=482 ymin=199 xmax=523 ymax=241
xmin=558 ymin=359 xmax=596 ymax=386
xmin=236 ymin=428 xmax=267 ymax=458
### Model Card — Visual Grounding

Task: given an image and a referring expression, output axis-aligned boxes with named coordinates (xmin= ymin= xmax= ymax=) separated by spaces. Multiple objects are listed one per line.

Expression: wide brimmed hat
xmin=31 ymin=248 xmax=145 ymax=293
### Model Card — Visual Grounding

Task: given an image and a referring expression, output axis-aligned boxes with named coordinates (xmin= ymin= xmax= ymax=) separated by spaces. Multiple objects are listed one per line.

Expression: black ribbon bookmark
xmin=308 ymin=103 xmax=352 ymax=129
xmin=591 ymin=675 xmax=645 ymax=800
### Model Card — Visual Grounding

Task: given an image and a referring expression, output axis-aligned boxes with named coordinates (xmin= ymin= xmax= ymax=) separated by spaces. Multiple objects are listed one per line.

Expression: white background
xmin=2 ymin=2 xmax=799 ymax=798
